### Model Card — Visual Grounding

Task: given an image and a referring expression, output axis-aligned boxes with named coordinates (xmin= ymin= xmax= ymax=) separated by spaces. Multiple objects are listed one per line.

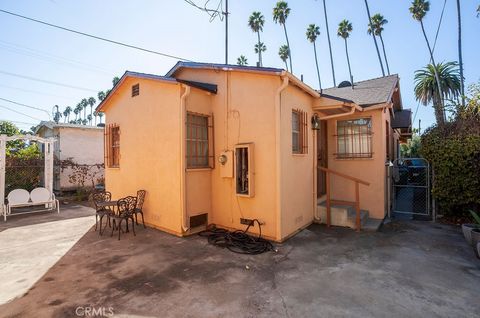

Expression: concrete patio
xmin=0 ymin=205 xmax=479 ymax=318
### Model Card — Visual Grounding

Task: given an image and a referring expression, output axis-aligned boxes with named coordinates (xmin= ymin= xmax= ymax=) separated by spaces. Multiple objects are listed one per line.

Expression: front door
xmin=317 ymin=120 xmax=328 ymax=197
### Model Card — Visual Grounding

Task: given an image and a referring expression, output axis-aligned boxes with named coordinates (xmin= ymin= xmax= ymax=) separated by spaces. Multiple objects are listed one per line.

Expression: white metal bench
xmin=3 ymin=187 xmax=59 ymax=221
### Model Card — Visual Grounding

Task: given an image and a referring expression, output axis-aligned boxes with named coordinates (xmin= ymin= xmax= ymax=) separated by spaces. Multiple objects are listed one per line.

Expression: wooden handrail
xmin=318 ymin=166 xmax=370 ymax=186
xmin=318 ymin=166 xmax=370 ymax=232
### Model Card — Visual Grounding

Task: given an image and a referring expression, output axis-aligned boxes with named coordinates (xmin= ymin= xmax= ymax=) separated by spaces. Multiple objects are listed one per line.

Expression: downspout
xmin=180 ymin=84 xmax=191 ymax=233
xmin=275 ymin=75 xmax=289 ymax=241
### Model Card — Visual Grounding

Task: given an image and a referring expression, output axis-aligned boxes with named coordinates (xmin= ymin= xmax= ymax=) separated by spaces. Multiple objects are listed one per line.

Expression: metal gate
xmin=392 ymin=158 xmax=430 ymax=217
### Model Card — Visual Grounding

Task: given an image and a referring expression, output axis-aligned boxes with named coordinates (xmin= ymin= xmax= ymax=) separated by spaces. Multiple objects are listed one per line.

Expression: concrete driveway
xmin=0 ymin=211 xmax=479 ymax=318
xmin=0 ymin=204 xmax=95 ymax=306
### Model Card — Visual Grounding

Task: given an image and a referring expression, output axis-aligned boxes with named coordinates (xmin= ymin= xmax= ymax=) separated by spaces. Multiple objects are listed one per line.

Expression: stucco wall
xmin=325 ymin=109 xmax=387 ymax=220
xmin=177 ymin=69 xmax=279 ymax=240
xmin=279 ymin=85 xmax=316 ymax=240
xmin=57 ymin=127 xmax=104 ymax=190
xmin=103 ymin=77 xmax=184 ymax=235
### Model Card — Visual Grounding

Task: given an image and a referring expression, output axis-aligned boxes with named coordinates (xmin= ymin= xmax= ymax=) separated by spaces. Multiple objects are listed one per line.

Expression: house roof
xmin=96 ymin=70 xmax=217 ymax=112
xmin=34 ymin=121 xmax=103 ymax=134
xmin=321 ymin=75 xmax=400 ymax=108
xmin=391 ymin=109 xmax=412 ymax=129
xmin=165 ymin=61 xmax=320 ymax=98
xmin=165 ymin=61 xmax=284 ymax=77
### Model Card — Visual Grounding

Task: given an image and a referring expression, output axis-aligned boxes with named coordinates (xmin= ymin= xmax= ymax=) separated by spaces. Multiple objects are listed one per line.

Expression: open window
xmin=235 ymin=143 xmax=254 ymax=197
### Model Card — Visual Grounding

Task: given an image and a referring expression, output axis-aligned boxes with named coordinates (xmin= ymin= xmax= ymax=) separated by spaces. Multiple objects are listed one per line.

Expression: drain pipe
xmin=180 ymin=84 xmax=191 ymax=232
xmin=275 ymin=75 xmax=289 ymax=241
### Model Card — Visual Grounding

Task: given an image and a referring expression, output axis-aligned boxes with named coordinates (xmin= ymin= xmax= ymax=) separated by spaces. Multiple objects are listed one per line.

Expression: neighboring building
xmin=96 ymin=62 xmax=411 ymax=242
xmin=35 ymin=122 xmax=104 ymax=192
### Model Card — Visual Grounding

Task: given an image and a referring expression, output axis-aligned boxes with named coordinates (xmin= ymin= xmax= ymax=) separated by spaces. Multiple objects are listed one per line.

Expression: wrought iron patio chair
xmin=133 ymin=190 xmax=146 ymax=228
xmin=110 ymin=196 xmax=137 ymax=240
xmin=92 ymin=191 xmax=112 ymax=234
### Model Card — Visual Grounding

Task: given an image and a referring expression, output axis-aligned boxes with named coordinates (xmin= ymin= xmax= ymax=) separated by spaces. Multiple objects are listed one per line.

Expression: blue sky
xmin=0 ymin=0 xmax=478 ymax=131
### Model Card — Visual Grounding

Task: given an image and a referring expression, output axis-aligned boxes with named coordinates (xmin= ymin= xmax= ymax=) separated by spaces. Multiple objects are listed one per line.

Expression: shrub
xmin=421 ymin=117 xmax=480 ymax=216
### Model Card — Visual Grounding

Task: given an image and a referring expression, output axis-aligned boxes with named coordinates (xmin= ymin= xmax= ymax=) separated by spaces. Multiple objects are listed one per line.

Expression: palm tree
xmin=73 ymin=107 xmax=80 ymax=122
xmin=97 ymin=91 xmax=106 ymax=102
xmin=80 ymin=98 xmax=88 ymax=120
xmin=410 ymin=0 xmax=444 ymax=121
xmin=248 ymin=12 xmax=266 ymax=66
xmin=87 ymin=114 xmax=93 ymax=125
xmin=98 ymin=112 xmax=104 ymax=124
xmin=278 ymin=45 xmax=290 ymax=71
xmin=321 ymin=0 xmax=336 ymax=86
xmin=237 ymin=55 xmax=248 ymax=66
xmin=53 ymin=105 xmax=62 ymax=124
xmin=337 ymin=19 xmax=354 ymax=86
xmin=306 ymin=24 xmax=322 ymax=89
xmin=273 ymin=1 xmax=293 ymax=72
xmin=75 ymin=103 xmax=83 ymax=121
xmin=414 ymin=62 xmax=461 ymax=125
xmin=255 ymin=42 xmax=267 ymax=65
xmin=63 ymin=106 xmax=71 ymax=123
xmin=368 ymin=14 xmax=390 ymax=75
xmin=112 ymin=76 xmax=120 ymax=87
xmin=364 ymin=0 xmax=385 ymax=77
xmin=456 ymin=0 xmax=465 ymax=106
xmin=87 ymin=97 xmax=96 ymax=126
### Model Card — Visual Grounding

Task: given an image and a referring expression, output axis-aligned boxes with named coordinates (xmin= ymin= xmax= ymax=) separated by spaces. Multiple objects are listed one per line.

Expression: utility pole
xmin=225 ymin=0 xmax=229 ymax=64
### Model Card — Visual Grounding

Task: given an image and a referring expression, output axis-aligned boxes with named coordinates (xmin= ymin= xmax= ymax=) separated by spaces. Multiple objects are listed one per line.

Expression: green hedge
xmin=421 ymin=123 xmax=480 ymax=215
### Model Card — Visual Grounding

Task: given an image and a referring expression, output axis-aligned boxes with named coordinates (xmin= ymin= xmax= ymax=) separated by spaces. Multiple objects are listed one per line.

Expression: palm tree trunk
xmin=322 ymin=0 xmax=336 ymax=86
xmin=379 ymin=35 xmax=390 ymax=75
xmin=420 ymin=20 xmax=445 ymax=123
xmin=364 ymin=0 xmax=385 ymax=77
xmin=283 ymin=24 xmax=293 ymax=73
xmin=433 ymin=96 xmax=445 ymax=125
xmin=456 ymin=0 xmax=465 ymax=107
xmin=257 ymin=32 xmax=262 ymax=67
xmin=313 ymin=42 xmax=322 ymax=90
xmin=344 ymin=39 xmax=353 ymax=87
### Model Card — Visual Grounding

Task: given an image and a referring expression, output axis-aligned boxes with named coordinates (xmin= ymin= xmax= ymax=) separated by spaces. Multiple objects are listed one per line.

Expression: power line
xmin=0 ymin=8 xmax=193 ymax=62
xmin=0 ymin=104 xmax=43 ymax=121
xmin=432 ymin=0 xmax=448 ymax=55
xmin=0 ymin=97 xmax=51 ymax=119
xmin=0 ymin=118 xmax=36 ymax=126
xmin=0 ymin=83 xmax=74 ymax=100
xmin=0 ymin=41 xmax=113 ymax=75
xmin=0 ymin=70 xmax=97 ymax=92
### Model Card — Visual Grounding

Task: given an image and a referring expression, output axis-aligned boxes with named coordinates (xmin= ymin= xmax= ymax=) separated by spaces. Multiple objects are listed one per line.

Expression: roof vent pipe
xmin=301 ymin=74 xmax=304 ymax=82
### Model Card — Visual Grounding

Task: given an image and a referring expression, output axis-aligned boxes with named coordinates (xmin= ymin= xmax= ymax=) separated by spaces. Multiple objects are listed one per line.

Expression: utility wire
xmin=0 ymin=118 xmax=36 ymax=126
xmin=0 ymin=84 xmax=74 ymax=100
xmin=0 ymin=104 xmax=43 ymax=121
xmin=432 ymin=0 xmax=448 ymax=55
xmin=0 ymin=42 xmax=113 ymax=75
xmin=183 ymin=0 xmax=225 ymax=22
xmin=0 ymin=9 xmax=193 ymax=62
xmin=0 ymin=97 xmax=51 ymax=119
xmin=0 ymin=70 xmax=97 ymax=93
xmin=0 ymin=39 xmax=114 ymax=73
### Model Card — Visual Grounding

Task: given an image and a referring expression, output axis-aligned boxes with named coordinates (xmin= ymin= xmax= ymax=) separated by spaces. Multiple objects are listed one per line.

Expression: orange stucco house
xmin=96 ymin=62 xmax=411 ymax=242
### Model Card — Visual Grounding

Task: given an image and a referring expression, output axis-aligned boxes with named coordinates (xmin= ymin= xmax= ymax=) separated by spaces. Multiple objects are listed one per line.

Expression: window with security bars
xmin=186 ymin=112 xmax=214 ymax=169
xmin=336 ymin=118 xmax=372 ymax=159
xmin=105 ymin=124 xmax=120 ymax=167
xmin=292 ymin=109 xmax=308 ymax=154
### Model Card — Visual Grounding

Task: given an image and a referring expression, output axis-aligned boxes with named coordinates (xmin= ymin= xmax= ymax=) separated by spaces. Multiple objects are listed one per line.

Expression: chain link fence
xmin=392 ymin=158 xmax=430 ymax=217
xmin=5 ymin=156 xmax=45 ymax=197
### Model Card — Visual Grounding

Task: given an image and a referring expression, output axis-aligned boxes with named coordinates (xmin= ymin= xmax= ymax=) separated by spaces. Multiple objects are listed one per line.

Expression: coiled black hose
xmin=199 ymin=219 xmax=274 ymax=255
